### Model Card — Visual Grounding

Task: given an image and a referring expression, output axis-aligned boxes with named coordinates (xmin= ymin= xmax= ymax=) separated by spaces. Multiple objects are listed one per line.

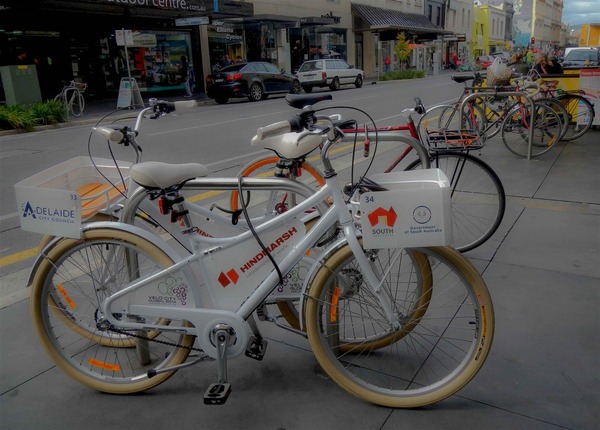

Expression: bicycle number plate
xmin=360 ymin=170 xmax=452 ymax=249
xmin=14 ymin=186 xmax=81 ymax=239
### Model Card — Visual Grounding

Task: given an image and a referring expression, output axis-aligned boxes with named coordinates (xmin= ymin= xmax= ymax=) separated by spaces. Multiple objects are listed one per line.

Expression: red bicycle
xmin=231 ymin=96 xmax=506 ymax=253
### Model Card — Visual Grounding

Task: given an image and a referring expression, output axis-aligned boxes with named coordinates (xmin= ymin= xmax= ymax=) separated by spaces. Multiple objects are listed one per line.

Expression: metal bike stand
xmin=459 ymin=90 xmax=536 ymax=160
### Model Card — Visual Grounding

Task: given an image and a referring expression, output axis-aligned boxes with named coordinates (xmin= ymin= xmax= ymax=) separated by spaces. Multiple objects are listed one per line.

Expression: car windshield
xmin=565 ymin=50 xmax=598 ymax=61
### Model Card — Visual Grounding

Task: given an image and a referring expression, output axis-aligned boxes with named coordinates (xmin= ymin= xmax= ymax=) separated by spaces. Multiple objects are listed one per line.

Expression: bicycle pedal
xmin=245 ymin=336 xmax=268 ymax=361
xmin=204 ymin=383 xmax=231 ymax=405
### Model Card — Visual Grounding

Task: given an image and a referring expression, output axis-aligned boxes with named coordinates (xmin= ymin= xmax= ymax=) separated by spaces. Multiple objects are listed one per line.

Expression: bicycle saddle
xmin=451 ymin=75 xmax=476 ymax=83
xmin=251 ymin=131 xmax=323 ymax=160
xmin=285 ymin=93 xmax=333 ymax=109
xmin=130 ymin=161 xmax=209 ymax=190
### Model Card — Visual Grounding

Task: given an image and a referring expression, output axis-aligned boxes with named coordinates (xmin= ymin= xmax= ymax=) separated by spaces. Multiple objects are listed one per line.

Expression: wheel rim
xmin=250 ymin=84 xmax=262 ymax=101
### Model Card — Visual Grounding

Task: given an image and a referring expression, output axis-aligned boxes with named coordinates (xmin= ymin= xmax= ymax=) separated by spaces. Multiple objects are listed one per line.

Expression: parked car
xmin=205 ymin=61 xmax=301 ymax=104
xmin=561 ymin=47 xmax=599 ymax=68
xmin=295 ymin=59 xmax=364 ymax=92
xmin=475 ymin=55 xmax=494 ymax=69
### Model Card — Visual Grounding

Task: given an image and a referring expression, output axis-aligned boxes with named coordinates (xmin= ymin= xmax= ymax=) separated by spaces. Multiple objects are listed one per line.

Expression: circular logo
xmin=413 ymin=206 xmax=432 ymax=224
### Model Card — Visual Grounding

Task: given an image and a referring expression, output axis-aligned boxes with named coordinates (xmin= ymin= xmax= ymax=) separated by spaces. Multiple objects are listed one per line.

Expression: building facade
xmin=4 ymin=0 xmax=539 ymax=105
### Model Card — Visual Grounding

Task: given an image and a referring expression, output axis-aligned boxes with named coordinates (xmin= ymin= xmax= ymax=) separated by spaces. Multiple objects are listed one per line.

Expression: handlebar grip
xmin=256 ymin=121 xmax=292 ymax=140
xmin=92 ymin=126 xmax=123 ymax=142
xmin=172 ymin=100 xmax=197 ymax=110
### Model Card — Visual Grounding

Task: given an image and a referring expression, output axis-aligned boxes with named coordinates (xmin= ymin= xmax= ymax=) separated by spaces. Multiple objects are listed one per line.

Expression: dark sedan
xmin=205 ymin=62 xmax=301 ymax=104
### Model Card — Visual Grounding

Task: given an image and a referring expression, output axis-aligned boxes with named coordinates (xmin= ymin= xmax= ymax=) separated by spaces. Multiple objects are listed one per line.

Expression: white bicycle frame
xmin=99 ymin=128 xmax=400 ymax=361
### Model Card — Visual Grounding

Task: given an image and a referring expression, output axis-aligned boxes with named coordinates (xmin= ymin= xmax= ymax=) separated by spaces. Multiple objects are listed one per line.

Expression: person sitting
xmin=534 ymin=54 xmax=563 ymax=76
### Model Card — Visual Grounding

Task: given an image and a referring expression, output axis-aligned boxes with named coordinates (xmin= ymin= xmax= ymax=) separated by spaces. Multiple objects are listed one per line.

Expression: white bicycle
xmin=29 ymin=94 xmax=494 ymax=408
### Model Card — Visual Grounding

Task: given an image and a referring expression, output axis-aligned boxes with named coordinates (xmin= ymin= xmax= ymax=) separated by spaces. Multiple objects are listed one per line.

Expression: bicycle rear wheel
xmin=556 ymin=94 xmax=594 ymax=141
xmin=501 ymin=102 xmax=562 ymax=157
xmin=305 ymin=245 xmax=494 ymax=408
xmin=405 ymin=152 xmax=505 ymax=252
xmin=30 ymin=227 xmax=194 ymax=393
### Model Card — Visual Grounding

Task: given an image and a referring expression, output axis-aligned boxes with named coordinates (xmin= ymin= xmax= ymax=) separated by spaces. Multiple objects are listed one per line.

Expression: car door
xmin=263 ymin=62 xmax=288 ymax=92
xmin=337 ymin=60 xmax=355 ymax=84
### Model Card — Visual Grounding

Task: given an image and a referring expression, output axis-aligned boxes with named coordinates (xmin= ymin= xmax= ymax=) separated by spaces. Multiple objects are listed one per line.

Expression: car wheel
xmin=303 ymin=85 xmax=313 ymax=93
xmin=329 ymin=77 xmax=340 ymax=91
xmin=355 ymin=75 xmax=363 ymax=88
xmin=249 ymin=83 xmax=263 ymax=102
xmin=215 ymin=97 xmax=228 ymax=104
xmin=291 ymin=80 xmax=302 ymax=94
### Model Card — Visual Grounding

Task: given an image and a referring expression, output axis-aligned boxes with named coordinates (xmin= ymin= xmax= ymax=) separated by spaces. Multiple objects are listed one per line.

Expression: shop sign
xmin=105 ymin=0 xmax=208 ymax=14
xmin=132 ymin=32 xmax=158 ymax=46
xmin=176 ymin=16 xmax=210 ymax=26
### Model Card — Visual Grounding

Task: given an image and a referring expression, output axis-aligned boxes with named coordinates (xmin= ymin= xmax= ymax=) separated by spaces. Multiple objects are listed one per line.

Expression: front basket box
xmin=14 ymin=156 xmax=131 ymax=238
xmin=360 ymin=169 xmax=452 ymax=249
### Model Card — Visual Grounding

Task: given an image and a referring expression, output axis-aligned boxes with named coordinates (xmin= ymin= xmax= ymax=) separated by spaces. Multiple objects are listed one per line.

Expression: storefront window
xmin=101 ymin=31 xmax=193 ymax=92
xmin=208 ymin=20 xmax=245 ymax=70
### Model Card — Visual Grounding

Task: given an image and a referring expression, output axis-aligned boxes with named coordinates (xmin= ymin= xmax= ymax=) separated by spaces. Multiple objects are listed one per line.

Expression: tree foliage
xmin=393 ymin=32 xmax=412 ymax=70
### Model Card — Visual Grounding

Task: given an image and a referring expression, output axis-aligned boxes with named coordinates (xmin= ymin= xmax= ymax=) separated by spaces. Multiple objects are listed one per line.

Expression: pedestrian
xmin=526 ymin=48 xmax=534 ymax=66
xmin=222 ymin=55 xmax=231 ymax=67
xmin=180 ymin=55 xmax=192 ymax=97
xmin=384 ymin=55 xmax=391 ymax=72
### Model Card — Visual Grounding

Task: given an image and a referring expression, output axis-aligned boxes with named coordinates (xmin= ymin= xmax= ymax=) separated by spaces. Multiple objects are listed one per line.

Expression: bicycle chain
xmin=107 ymin=325 xmax=204 ymax=352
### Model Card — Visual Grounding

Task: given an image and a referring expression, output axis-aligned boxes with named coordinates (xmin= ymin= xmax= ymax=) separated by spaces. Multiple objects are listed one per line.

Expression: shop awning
xmin=352 ymin=3 xmax=450 ymax=34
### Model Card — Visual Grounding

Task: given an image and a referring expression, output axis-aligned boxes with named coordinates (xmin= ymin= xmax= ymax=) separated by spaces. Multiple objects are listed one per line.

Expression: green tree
xmin=394 ymin=32 xmax=412 ymax=70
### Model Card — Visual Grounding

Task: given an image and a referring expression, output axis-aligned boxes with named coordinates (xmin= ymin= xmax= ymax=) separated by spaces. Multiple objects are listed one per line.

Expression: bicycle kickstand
xmin=204 ymin=324 xmax=234 ymax=405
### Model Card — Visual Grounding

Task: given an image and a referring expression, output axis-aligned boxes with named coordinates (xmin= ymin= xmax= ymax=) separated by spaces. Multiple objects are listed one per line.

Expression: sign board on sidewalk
xmin=117 ymin=78 xmax=144 ymax=109
xmin=115 ymin=29 xmax=134 ymax=46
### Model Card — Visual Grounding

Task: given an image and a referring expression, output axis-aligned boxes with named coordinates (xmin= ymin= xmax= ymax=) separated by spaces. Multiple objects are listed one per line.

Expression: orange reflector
xmin=57 ymin=284 xmax=76 ymax=309
xmin=329 ymin=287 xmax=341 ymax=323
xmin=88 ymin=358 xmax=121 ymax=372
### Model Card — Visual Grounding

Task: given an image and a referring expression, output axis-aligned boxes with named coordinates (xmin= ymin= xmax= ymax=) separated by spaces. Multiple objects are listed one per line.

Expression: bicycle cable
xmin=314 ymin=105 xmax=379 ymax=201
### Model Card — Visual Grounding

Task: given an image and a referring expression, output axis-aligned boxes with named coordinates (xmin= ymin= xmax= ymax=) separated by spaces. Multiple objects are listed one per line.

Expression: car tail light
xmin=227 ymin=73 xmax=243 ymax=81
xmin=206 ymin=76 xmax=213 ymax=84
xmin=322 ymin=72 xmax=327 ymax=80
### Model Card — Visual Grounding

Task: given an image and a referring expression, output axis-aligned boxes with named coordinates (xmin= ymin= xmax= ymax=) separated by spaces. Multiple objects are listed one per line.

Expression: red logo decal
xmin=218 ymin=269 xmax=240 ymax=288
xmin=367 ymin=207 xmax=397 ymax=227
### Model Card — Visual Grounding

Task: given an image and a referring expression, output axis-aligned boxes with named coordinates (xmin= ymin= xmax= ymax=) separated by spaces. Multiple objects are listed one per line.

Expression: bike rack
xmin=459 ymin=91 xmax=536 ymax=160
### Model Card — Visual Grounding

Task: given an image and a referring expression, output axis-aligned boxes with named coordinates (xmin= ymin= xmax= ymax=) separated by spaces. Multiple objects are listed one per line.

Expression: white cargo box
xmin=14 ymin=156 xmax=131 ymax=238
xmin=360 ymin=169 xmax=452 ymax=249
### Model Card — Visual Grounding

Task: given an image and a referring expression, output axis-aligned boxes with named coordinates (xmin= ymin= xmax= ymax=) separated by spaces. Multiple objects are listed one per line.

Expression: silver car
xmin=296 ymin=59 xmax=364 ymax=92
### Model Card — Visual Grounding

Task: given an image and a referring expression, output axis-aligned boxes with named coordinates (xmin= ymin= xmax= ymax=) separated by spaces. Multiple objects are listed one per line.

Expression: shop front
xmin=207 ymin=15 xmax=344 ymax=75
xmin=0 ymin=0 xmax=252 ymax=101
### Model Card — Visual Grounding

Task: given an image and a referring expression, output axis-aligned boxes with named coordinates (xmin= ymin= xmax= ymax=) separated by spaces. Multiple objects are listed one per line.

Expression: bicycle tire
xmin=304 ymin=244 xmax=494 ymax=408
xmin=405 ymin=152 xmax=505 ymax=252
xmin=534 ymin=97 xmax=569 ymax=141
xmin=69 ymin=89 xmax=85 ymax=117
xmin=556 ymin=94 xmax=594 ymax=141
xmin=30 ymin=227 xmax=194 ymax=394
xmin=230 ymin=155 xmax=325 ymax=215
xmin=417 ymin=104 xmax=476 ymax=143
xmin=501 ymin=102 xmax=562 ymax=157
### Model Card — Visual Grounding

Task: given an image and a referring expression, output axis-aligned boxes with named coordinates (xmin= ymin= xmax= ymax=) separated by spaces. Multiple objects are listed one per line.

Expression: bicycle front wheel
xmin=30 ymin=227 xmax=194 ymax=394
xmin=501 ymin=102 xmax=562 ymax=157
xmin=556 ymin=94 xmax=594 ymax=141
xmin=406 ymin=152 xmax=505 ymax=252
xmin=305 ymin=245 xmax=494 ymax=408
xmin=417 ymin=104 xmax=478 ymax=143
xmin=69 ymin=89 xmax=85 ymax=117
xmin=230 ymin=155 xmax=325 ymax=216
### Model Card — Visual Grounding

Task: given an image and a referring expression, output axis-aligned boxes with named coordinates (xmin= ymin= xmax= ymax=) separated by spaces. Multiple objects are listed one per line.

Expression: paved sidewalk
xmin=0 ymin=95 xmax=598 ymax=429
